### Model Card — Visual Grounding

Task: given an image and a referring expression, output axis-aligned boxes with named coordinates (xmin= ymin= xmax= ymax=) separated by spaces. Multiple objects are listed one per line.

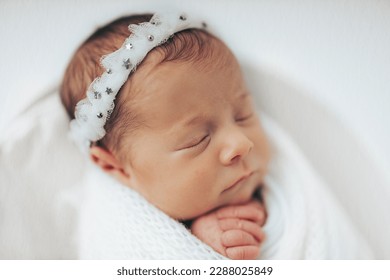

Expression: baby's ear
xmin=89 ymin=146 xmax=130 ymax=185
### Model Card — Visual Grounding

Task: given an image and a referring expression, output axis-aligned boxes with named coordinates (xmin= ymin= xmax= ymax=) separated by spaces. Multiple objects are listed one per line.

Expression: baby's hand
xmin=191 ymin=200 xmax=265 ymax=260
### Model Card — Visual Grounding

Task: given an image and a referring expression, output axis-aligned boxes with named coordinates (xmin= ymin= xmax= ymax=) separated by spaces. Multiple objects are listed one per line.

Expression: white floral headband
xmin=69 ymin=12 xmax=206 ymax=152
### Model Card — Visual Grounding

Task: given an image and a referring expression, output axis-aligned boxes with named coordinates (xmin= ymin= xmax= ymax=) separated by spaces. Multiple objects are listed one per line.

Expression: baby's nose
xmin=219 ymin=129 xmax=254 ymax=165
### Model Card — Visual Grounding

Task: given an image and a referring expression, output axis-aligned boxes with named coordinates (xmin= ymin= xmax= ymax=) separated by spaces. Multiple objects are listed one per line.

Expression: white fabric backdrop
xmin=1 ymin=0 xmax=389 ymax=258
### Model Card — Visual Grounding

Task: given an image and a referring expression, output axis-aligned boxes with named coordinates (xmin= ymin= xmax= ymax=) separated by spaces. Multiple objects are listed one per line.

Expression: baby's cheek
xmin=255 ymin=124 xmax=270 ymax=160
xmin=193 ymin=166 xmax=210 ymax=182
xmin=160 ymin=185 xmax=204 ymax=220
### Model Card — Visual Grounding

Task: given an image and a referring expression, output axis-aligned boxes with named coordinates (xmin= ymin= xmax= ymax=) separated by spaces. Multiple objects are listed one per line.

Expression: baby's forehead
xmin=125 ymin=60 xmax=247 ymax=126
xmin=143 ymin=37 xmax=233 ymax=70
xmin=133 ymin=39 xmax=237 ymax=86
xmin=130 ymin=50 xmax=241 ymax=100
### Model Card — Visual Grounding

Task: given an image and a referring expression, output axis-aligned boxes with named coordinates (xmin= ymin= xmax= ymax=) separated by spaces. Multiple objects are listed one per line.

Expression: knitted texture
xmin=79 ymin=167 xmax=226 ymax=259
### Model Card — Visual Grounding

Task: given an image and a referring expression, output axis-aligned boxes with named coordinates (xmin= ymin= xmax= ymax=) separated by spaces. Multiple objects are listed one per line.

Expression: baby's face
xmin=121 ymin=49 xmax=270 ymax=220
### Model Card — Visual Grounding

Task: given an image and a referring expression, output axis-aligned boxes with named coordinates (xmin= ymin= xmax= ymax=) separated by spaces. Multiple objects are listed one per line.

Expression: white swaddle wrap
xmin=79 ymin=166 xmax=225 ymax=259
xmin=260 ymin=115 xmax=373 ymax=259
xmin=78 ymin=114 xmax=373 ymax=259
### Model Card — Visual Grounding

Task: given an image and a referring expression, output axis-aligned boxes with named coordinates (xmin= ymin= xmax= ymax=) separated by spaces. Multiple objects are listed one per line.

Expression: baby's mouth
xmin=223 ymin=171 xmax=254 ymax=193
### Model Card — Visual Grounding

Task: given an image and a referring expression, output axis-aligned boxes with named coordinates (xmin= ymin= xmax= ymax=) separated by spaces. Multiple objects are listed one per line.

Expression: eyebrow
xmin=182 ymin=115 xmax=207 ymax=128
xmin=178 ymin=91 xmax=250 ymax=129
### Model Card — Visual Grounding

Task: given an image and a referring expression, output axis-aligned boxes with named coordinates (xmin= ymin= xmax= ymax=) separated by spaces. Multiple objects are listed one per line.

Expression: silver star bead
xmin=94 ymin=91 xmax=101 ymax=99
xmin=148 ymin=35 xmax=154 ymax=41
xmin=122 ymin=58 xmax=132 ymax=70
xmin=107 ymin=109 xmax=113 ymax=119
xmin=105 ymin=87 xmax=113 ymax=95
xmin=179 ymin=15 xmax=187 ymax=21
xmin=125 ymin=43 xmax=133 ymax=50
xmin=106 ymin=69 xmax=112 ymax=74
xmin=97 ymin=112 xmax=104 ymax=118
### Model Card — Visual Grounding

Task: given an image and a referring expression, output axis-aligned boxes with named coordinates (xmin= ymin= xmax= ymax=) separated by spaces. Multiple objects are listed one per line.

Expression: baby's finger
xmin=216 ymin=202 xmax=265 ymax=225
xmin=221 ymin=229 xmax=259 ymax=247
xmin=226 ymin=245 xmax=260 ymax=260
xmin=219 ymin=218 xmax=264 ymax=242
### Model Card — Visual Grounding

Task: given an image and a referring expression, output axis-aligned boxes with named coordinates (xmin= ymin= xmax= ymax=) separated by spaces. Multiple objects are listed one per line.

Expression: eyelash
xmin=235 ymin=113 xmax=253 ymax=122
xmin=185 ymin=134 xmax=209 ymax=149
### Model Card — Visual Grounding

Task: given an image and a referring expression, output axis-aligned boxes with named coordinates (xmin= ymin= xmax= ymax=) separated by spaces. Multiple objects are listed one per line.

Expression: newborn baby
xmin=60 ymin=13 xmax=270 ymax=259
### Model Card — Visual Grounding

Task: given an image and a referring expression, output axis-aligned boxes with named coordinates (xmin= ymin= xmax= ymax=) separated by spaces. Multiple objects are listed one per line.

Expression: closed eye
xmin=235 ymin=113 xmax=253 ymax=122
xmin=183 ymin=134 xmax=210 ymax=150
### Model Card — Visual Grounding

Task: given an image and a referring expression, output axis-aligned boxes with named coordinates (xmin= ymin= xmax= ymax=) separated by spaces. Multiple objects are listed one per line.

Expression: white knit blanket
xmin=78 ymin=114 xmax=373 ymax=259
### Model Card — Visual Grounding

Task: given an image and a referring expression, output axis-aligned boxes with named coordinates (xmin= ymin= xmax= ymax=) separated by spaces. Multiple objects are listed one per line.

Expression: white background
xmin=0 ymin=0 xmax=389 ymax=258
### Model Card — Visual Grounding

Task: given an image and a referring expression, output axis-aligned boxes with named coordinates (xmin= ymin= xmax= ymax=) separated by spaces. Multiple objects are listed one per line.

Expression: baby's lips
xmin=223 ymin=171 xmax=254 ymax=193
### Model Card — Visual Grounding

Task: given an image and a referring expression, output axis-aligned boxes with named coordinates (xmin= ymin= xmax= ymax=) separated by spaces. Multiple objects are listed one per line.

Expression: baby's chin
xmin=221 ymin=176 xmax=262 ymax=206
xmin=166 ymin=180 xmax=262 ymax=221
xmin=225 ymin=187 xmax=257 ymax=206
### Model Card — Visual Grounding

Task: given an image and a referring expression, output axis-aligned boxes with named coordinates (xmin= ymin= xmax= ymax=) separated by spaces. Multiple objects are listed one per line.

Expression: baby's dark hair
xmin=60 ymin=14 xmax=224 ymax=161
